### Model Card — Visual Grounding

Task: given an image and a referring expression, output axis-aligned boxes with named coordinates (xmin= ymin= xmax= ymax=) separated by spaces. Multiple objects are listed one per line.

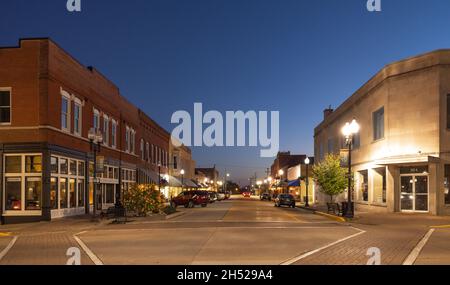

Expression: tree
xmin=312 ymin=154 xmax=348 ymax=202
xmin=123 ymin=184 xmax=166 ymax=216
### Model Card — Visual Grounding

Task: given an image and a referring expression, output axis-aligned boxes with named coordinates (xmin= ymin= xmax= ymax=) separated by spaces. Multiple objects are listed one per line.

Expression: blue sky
xmin=1 ymin=0 xmax=450 ymax=184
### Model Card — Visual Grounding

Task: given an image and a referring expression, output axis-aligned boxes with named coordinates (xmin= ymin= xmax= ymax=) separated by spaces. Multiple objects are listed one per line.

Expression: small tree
xmin=312 ymin=154 xmax=348 ymax=202
xmin=123 ymin=184 xmax=165 ymax=216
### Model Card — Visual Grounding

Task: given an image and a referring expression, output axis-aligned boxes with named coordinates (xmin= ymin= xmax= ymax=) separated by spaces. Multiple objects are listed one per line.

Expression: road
xmin=1 ymin=196 xmax=450 ymax=265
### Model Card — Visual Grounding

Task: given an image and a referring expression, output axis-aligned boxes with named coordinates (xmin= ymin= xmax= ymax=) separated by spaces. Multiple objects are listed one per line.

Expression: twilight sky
xmin=1 ymin=0 xmax=450 ymax=185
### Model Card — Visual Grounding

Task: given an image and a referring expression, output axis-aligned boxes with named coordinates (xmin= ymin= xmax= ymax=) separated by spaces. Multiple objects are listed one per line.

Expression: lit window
xmin=5 ymin=156 xmax=21 ymax=173
xmin=25 ymin=177 xmax=42 ymax=210
xmin=25 ymin=155 xmax=42 ymax=173
xmin=0 ymin=89 xmax=11 ymax=124
xmin=373 ymin=107 xmax=385 ymax=141
xmin=5 ymin=177 xmax=21 ymax=210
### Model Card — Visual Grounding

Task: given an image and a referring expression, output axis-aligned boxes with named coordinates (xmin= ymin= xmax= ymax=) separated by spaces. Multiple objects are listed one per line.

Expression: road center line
xmin=403 ymin=228 xmax=435 ymax=265
xmin=0 ymin=236 xmax=18 ymax=262
xmin=73 ymin=234 xmax=103 ymax=265
xmin=280 ymin=227 xmax=366 ymax=265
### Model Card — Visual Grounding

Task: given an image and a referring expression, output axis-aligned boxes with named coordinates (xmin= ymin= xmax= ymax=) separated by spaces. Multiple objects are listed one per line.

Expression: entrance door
xmin=400 ymin=175 xmax=428 ymax=212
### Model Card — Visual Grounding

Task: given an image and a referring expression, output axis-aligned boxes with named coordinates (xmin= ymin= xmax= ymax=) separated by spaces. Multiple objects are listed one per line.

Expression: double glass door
xmin=400 ymin=175 xmax=428 ymax=212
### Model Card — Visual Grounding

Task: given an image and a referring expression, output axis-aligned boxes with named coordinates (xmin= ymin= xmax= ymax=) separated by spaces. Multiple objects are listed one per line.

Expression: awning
xmin=288 ymin=180 xmax=300 ymax=187
xmin=185 ymin=179 xmax=199 ymax=188
xmin=374 ymin=154 xmax=440 ymax=165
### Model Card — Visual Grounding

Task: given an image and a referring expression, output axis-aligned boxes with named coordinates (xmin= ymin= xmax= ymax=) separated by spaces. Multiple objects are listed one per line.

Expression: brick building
xmin=0 ymin=38 xmax=172 ymax=224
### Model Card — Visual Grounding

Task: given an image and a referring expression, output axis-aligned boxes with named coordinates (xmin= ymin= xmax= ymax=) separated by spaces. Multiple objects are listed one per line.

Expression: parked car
xmin=171 ymin=191 xmax=209 ymax=208
xmin=260 ymin=193 xmax=271 ymax=201
xmin=242 ymin=192 xmax=251 ymax=198
xmin=274 ymin=194 xmax=296 ymax=208
xmin=216 ymin=192 xmax=226 ymax=201
xmin=208 ymin=192 xmax=218 ymax=203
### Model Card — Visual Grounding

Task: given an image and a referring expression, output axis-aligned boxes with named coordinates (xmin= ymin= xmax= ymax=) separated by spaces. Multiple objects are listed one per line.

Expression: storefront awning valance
xmin=288 ymin=180 xmax=300 ymax=187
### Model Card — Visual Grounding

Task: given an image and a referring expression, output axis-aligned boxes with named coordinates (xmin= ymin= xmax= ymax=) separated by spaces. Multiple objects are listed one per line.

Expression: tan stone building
xmin=314 ymin=49 xmax=450 ymax=216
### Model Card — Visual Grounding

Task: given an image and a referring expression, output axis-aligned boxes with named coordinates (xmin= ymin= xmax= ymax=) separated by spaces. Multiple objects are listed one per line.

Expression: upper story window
xmin=61 ymin=95 xmax=70 ymax=132
xmin=93 ymin=109 xmax=100 ymax=133
xmin=152 ymin=144 xmax=155 ymax=164
xmin=146 ymin=142 xmax=150 ymax=162
xmin=111 ymin=120 xmax=117 ymax=149
xmin=103 ymin=115 xmax=109 ymax=146
xmin=130 ymin=129 xmax=136 ymax=154
xmin=73 ymin=100 xmax=82 ymax=136
xmin=125 ymin=126 xmax=130 ymax=153
xmin=327 ymin=138 xmax=334 ymax=154
xmin=373 ymin=107 xmax=385 ymax=141
xmin=0 ymin=88 xmax=11 ymax=124
xmin=140 ymin=139 xmax=145 ymax=160
xmin=173 ymin=155 xmax=178 ymax=169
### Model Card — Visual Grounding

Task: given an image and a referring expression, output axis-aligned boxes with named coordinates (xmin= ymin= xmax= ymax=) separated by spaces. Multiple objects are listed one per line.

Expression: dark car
xmin=274 ymin=194 xmax=296 ymax=208
xmin=171 ymin=191 xmax=209 ymax=208
xmin=260 ymin=193 xmax=271 ymax=201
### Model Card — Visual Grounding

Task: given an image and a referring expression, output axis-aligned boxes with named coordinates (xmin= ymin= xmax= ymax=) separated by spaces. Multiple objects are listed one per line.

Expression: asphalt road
xmin=77 ymin=197 xmax=358 ymax=265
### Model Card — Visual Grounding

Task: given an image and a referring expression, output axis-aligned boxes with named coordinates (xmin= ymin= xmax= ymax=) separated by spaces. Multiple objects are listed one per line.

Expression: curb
xmin=166 ymin=211 xmax=186 ymax=220
xmin=297 ymin=206 xmax=347 ymax=223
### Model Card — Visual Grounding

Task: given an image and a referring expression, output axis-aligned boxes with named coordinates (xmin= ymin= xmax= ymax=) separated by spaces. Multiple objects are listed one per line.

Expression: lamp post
xmin=224 ymin=173 xmax=230 ymax=193
xmin=88 ymin=128 xmax=103 ymax=219
xmin=278 ymin=169 xmax=284 ymax=193
xmin=342 ymin=118 xmax=360 ymax=219
xmin=304 ymin=157 xmax=310 ymax=207
xmin=180 ymin=169 xmax=185 ymax=191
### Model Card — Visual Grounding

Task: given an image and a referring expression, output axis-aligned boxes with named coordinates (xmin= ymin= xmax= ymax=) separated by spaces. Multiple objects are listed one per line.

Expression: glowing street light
xmin=341 ymin=118 xmax=360 ymax=218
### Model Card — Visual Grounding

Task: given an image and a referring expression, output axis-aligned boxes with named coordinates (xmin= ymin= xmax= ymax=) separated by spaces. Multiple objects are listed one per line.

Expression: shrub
xmin=123 ymin=184 xmax=166 ymax=216
xmin=312 ymin=154 xmax=349 ymax=202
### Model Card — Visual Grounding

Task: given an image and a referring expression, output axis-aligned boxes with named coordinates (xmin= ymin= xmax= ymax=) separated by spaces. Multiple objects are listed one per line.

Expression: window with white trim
xmin=125 ymin=126 xmax=130 ymax=153
xmin=73 ymin=101 xmax=82 ymax=136
xmin=131 ymin=129 xmax=136 ymax=154
xmin=61 ymin=96 xmax=70 ymax=131
xmin=0 ymin=88 xmax=11 ymax=124
xmin=4 ymin=154 xmax=42 ymax=212
xmin=103 ymin=115 xmax=109 ymax=146
xmin=93 ymin=109 xmax=100 ymax=133
xmin=140 ymin=139 xmax=145 ymax=160
xmin=146 ymin=142 xmax=150 ymax=162
xmin=111 ymin=120 xmax=117 ymax=149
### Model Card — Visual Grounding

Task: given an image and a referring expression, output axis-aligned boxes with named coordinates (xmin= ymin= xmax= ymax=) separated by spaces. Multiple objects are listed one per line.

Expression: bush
xmin=312 ymin=154 xmax=349 ymax=202
xmin=123 ymin=184 xmax=166 ymax=217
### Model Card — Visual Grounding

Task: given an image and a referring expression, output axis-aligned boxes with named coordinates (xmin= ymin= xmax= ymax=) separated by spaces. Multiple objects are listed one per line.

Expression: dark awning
xmin=288 ymin=180 xmax=300 ymax=187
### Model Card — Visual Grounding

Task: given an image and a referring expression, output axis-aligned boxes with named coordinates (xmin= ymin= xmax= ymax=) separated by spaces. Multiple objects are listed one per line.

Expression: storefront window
xmin=78 ymin=161 xmax=85 ymax=177
xmin=25 ymin=177 xmax=41 ymax=210
xmin=50 ymin=178 xmax=58 ymax=209
xmin=78 ymin=181 xmax=85 ymax=207
xmin=105 ymin=184 xmax=115 ymax=204
xmin=51 ymin=156 xmax=59 ymax=174
xmin=60 ymin=158 xmax=68 ymax=175
xmin=5 ymin=177 xmax=21 ymax=210
xmin=373 ymin=168 xmax=387 ymax=204
xmin=89 ymin=163 xmax=94 ymax=178
xmin=358 ymin=170 xmax=369 ymax=202
xmin=25 ymin=155 xmax=42 ymax=173
xmin=69 ymin=179 xmax=76 ymax=208
xmin=69 ymin=160 xmax=77 ymax=176
xmin=445 ymin=165 xmax=450 ymax=205
xmin=5 ymin=156 xmax=21 ymax=173
xmin=60 ymin=178 xmax=68 ymax=209
xmin=89 ymin=182 xmax=94 ymax=205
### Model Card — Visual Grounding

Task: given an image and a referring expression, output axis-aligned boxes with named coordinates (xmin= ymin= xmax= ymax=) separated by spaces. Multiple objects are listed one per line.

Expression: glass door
xmin=400 ymin=175 xmax=428 ymax=212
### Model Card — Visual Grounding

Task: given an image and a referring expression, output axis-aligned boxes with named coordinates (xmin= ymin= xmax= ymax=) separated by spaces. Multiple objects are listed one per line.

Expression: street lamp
xmin=342 ymin=118 xmax=360 ymax=218
xmin=278 ymin=169 xmax=284 ymax=193
xmin=180 ymin=169 xmax=185 ymax=191
xmin=304 ymin=157 xmax=310 ymax=207
xmin=88 ymin=128 xmax=103 ymax=218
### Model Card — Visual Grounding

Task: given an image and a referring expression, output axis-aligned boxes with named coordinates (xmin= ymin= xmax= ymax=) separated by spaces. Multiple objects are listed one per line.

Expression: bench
xmin=326 ymin=202 xmax=342 ymax=216
xmin=101 ymin=206 xmax=128 ymax=223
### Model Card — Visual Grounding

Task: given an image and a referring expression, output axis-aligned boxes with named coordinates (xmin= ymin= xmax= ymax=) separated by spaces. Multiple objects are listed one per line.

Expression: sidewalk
xmin=294 ymin=211 xmax=450 ymax=265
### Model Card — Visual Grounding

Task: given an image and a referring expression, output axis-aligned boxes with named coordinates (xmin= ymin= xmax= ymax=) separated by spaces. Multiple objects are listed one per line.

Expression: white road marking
xmin=403 ymin=228 xmax=435 ymax=265
xmin=280 ymin=227 xmax=366 ymax=265
xmin=0 ymin=236 xmax=18 ymax=262
xmin=73 ymin=234 xmax=103 ymax=265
